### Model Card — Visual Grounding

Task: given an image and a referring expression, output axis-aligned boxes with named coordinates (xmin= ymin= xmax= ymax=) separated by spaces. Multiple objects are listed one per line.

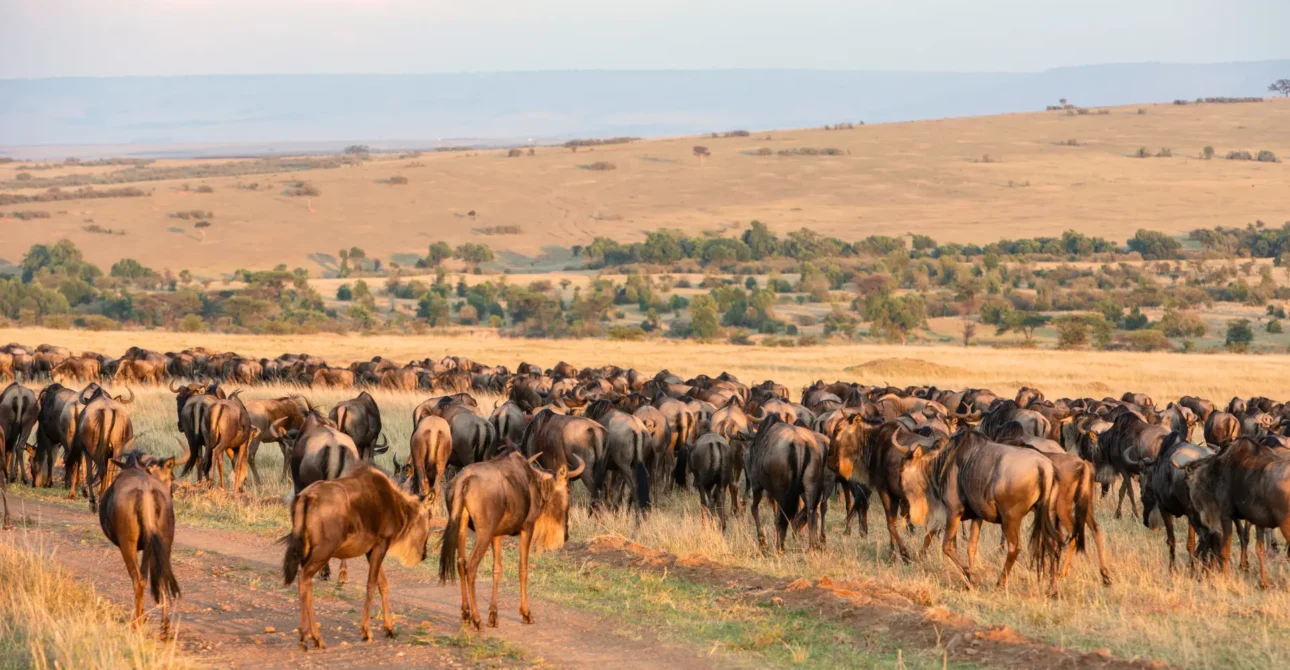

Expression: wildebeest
xmin=421 ymin=396 xmax=496 ymax=470
xmin=242 ymin=394 xmax=310 ymax=480
xmin=330 ymin=391 xmax=387 ymax=461
xmin=746 ymin=415 xmax=826 ymax=552
xmin=31 ymin=383 xmax=86 ymax=488
xmin=520 ymin=409 xmax=605 ymax=511
xmin=1140 ymin=434 xmax=1214 ymax=571
xmin=1204 ymin=411 xmax=1241 ymax=448
xmin=99 ymin=452 xmax=180 ymax=635
xmin=1095 ymin=412 xmax=1172 ymax=518
xmin=283 ymin=464 xmax=432 ymax=649
xmin=439 ymin=451 xmax=584 ymax=630
xmin=400 ymin=413 xmax=452 ymax=506
xmin=1187 ymin=438 xmax=1290 ymax=588
xmin=687 ymin=433 xmax=733 ymax=531
xmin=583 ymin=399 xmax=650 ymax=512
xmin=0 ymin=382 xmax=37 ymax=486
xmin=900 ymin=431 xmax=1062 ymax=594
xmin=69 ymin=386 xmax=136 ymax=511
xmin=201 ymin=391 xmax=260 ymax=491
xmin=270 ymin=411 xmax=360 ymax=495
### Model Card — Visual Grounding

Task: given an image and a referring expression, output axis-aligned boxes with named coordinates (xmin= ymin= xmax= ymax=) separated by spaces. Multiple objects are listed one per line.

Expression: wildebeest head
xmin=530 ymin=452 xmax=586 ymax=552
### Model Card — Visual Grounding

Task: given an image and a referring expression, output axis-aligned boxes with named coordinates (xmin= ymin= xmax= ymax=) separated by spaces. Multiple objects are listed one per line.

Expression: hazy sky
xmin=2 ymin=0 xmax=1286 ymax=78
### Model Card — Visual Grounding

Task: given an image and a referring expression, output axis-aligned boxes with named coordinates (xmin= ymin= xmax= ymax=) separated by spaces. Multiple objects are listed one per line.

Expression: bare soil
xmin=3 ymin=496 xmax=719 ymax=669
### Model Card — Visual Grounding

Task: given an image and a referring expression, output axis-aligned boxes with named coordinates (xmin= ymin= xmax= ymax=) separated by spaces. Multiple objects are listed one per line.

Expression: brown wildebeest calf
xmin=439 ymin=451 xmax=584 ymax=630
xmin=282 ymin=464 xmax=432 ymax=649
xmin=99 ymin=452 xmax=180 ymax=635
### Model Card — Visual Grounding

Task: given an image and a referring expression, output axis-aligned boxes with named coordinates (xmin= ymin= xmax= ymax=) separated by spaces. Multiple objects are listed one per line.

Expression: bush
xmin=1156 ymin=148 xmax=1172 ymax=158
xmin=77 ymin=314 xmax=119 ymax=332
xmin=283 ymin=181 xmax=321 ymax=196
xmin=1202 ymin=145 xmax=1215 ymax=159
xmin=178 ymin=314 xmax=205 ymax=332
xmin=1227 ymin=150 xmax=1254 ymax=161
xmin=754 ymin=148 xmax=773 ymax=156
xmin=1257 ymin=150 xmax=1279 ymax=163
xmin=388 ymin=175 xmax=408 ymax=185
xmin=1269 ymin=319 xmax=1283 ymax=334
xmin=1118 ymin=330 xmax=1173 ymax=352
xmin=1053 ymin=315 xmax=1090 ymax=349
xmin=507 ymin=148 xmax=524 ymax=158
xmin=608 ymin=326 xmax=647 ymax=341
xmin=1127 ymin=229 xmax=1181 ymax=260
xmin=336 ymin=284 xmax=354 ymax=301
xmin=1226 ymin=318 xmax=1255 ymax=352
xmin=584 ymin=162 xmax=617 ymax=171
xmin=193 ymin=184 xmax=214 ymax=193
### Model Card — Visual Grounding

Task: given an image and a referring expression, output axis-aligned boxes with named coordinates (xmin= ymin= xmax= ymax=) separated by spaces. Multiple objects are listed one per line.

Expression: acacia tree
xmin=1269 ymin=79 xmax=1290 ymax=97
xmin=996 ymin=310 xmax=1050 ymax=342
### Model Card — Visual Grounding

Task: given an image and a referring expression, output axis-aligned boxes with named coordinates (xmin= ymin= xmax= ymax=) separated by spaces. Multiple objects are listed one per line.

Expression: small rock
xmin=264 ymin=626 xmax=275 ymax=634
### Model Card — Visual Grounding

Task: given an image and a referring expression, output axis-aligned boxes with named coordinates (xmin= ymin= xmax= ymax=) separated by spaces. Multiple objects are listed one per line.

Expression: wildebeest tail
xmin=439 ymin=478 xmax=468 ymax=583
xmin=1028 ymin=465 xmax=1062 ymax=575
xmin=785 ymin=440 xmax=806 ymax=528
xmin=141 ymin=489 xmax=180 ymax=604
xmin=633 ymin=430 xmax=650 ymax=510
xmin=281 ymin=492 xmax=312 ymax=585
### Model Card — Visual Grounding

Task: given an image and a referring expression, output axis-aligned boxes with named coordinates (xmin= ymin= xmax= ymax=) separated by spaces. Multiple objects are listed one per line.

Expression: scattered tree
xmin=1269 ymin=79 xmax=1290 ymax=97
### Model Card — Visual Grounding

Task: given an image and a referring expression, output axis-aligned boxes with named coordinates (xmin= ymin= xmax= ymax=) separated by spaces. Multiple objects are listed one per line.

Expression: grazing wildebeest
xmin=270 ymin=411 xmax=360 ymax=495
xmin=242 ymin=394 xmax=310 ymax=480
xmin=900 ymin=431 xmax=1062 ymax=594
xmin=330 ymin=391 xmax=387 ymax=461
xmin=583 ymin=399 xmax=651 ymax=512
xmin=746 ymin=415 xmax=826 ymax=552
xmin=489 ymin=400 xmax=528 ymax=446
xmin=520 ymin=409 xmax=605 ymax=511
xmin=31 ymin=383 xmax=85 ymax=488
xmin=0 ymin=382 xmax=37 ymax=485
xmin=69 ymin=387 xmax=136 ymax=511
xmin=438 ymin=451 xmax=584 ymax=630
xmin=1096 ymin=412 xmax=1172 ymax=519
xmin=1187 ymin=438 xmax=1290 ymax=588
xmin=99 ymin=452 xmax=180 ymax=635
xmin=401 ymin=413 xmax=452 ymax=506
xmin=202 ymin=391 xmax=260 ymax=491
xmin=283 ymin=464 xmax=432 ymax=649
xmin=422 ymin=397 xmax=496 ymax=469
xmin=687 ymin=433 xmax=733 ymax=531
xmin=173 ymin=382 xmax=223 ymax=484
xmin=828 ymin=416 xmax=933 ymax=560
xmin=1140 ymin=434 xmax=1214 ymax=571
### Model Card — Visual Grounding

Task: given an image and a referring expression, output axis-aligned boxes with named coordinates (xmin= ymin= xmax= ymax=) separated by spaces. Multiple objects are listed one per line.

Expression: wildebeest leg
xmin=841 ymin=484 xmax=854 ymax=536
xmin=751 ymin=487 xmax=767 ymax=551
xmin=1218 ymin=518 xmax=1235 ymax=575
xmin=774 ymin=496 xmax=790 ymax=552
xmin=85 ymin=453 xmax=100 ymax=512
xmin=880 ymin=491 xmax=911 ymax=562
xmin=697 ymin=483 xmax=710 ymax=525
xmin=1255 ymin=526 xmax=1269 ymax=589
xmin=1186 ymin=522 xmax=1198 ymax=575
xmin=463 ymin=524 xmax=492 ymax=630
xmin=338 ymin=559 xmax=349 ymax=586
xmin=816 ymin=488 xmax=828 ymax=550
xmin=246 ymin=440 xmax=262 ymax=488
xmin=942 ymin=512 xmax=973 ymax=586
xmin=965 ymin=520 xmax=982 ymax=575
xmin=1164 ymin=515 xmax=1178 ymax=572
xmin=1237 ymin=521 xmax=1251 ymax=572
xmin=279 ymin=442 xmax=292 ymax=481
xmin=1113 ymin=475 xmax=1130 ymax=519
xmin=298 ymin=569 xmax=325 ymax=649
xmin=360 ymin=543 xmax=390 ymax=641
xmin=714 ymin=483 xmax=727 ymax=533
xmin=488 ymin=535 xmax=503 ymax=627
xmin=1087 ymin=513 xmax=1112 ymax=586
xmin=117 ymin=528 xmax=145 ymax=628
xmin=376 ymin=565 xmax=394 ymax=637
xmin=455 ymin=521 xmax=471 ymax=623
xmin=997 ymin=515 xmax=1023 ymax=589
xmin=519 ymin=528 xmax=534 ymax=624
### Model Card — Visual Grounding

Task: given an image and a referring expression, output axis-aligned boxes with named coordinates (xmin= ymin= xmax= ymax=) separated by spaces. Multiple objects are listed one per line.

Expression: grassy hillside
xmin=2 ymin=99 xmax=1286 ymax=277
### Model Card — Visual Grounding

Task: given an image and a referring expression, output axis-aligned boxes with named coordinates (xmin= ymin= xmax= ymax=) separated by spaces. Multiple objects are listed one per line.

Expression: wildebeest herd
xmin=3 ymin=342 xmax=1290 ymax=648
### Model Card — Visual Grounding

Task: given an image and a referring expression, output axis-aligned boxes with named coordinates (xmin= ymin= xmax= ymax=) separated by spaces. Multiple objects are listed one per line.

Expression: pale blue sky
xmin=2 ymin=0 xmax=1286 ymax=78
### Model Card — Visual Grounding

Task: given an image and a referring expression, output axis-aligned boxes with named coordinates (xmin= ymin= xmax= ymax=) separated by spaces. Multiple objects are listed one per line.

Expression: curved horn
xmin=527 ymin=452 xmax=542 ymax=464
xmin=117 ymin=386 xmax=135 ymax=405
xmin=172 ymin=436 xmax=192 ymax=465
xmin=565 ymin=454 xmax=586 ymax=479
xmin=168 ymin=378 xmax=180 ymax=393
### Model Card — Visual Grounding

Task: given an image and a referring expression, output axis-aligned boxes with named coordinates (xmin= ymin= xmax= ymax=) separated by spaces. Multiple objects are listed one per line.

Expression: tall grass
xmin=0 ymin=536 xmax=187 ymax=669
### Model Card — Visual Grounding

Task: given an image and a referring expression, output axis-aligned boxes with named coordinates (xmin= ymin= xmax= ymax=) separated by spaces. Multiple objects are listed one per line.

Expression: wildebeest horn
xmin=565 ymin=454 xmax=585 ymax=479
xmin=392 ymin=455 xmax=403 ymax=471
xmin=373 ymin=433 xmax=390 ymax=454
xmin=117 ymin=387 xmax=135 ymax=404
xmin=168 ymin=379 xmax=180 ymax=393
xmin=173 ymin=436 xmax=192 ymax=464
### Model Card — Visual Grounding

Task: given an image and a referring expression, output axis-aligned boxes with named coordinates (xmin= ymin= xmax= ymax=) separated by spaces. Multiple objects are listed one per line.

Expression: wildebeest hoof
xmin=521 ymin=612 xmax=533 ymax=625
xmin=470 ymin=618 xmax=483 ymax=632
xmin=361 ymin=627 xmax=371 ymax=642
xmin=488 ymin=610 xmax=498 ymax=627
xmin=1101 ymin=572 xmax=1113 ymax=587
xmin=384 ymin=627 xmax=396 ymax=639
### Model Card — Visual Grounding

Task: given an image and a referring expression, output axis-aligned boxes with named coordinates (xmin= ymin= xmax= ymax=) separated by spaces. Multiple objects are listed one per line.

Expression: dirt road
xmin=3 ymin=495 xmax=721 ymax=669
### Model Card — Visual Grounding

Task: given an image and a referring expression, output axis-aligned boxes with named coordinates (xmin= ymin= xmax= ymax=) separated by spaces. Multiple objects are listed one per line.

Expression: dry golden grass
xmin=2 ymin=100 xmax=1287 ymax=276
xmin=0 ymin=535 xmax=188 ymax=669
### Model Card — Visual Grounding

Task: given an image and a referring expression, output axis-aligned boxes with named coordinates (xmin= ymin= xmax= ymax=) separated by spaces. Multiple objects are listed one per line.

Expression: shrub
xmin=178 ymin=314 xmax=205 ymax=332
xmin=283 ymin=181 xmax=320 ymax=196
xmin=4 ymin=210 xmax=50 ymax=220
xmin=475 ymin=225 xmax=522 ymax=235
xmin=754 ymin=148 xmax=773 ymax=156
xmin=1127 ymin=229 xmax=1181 ymax=260
xmin=388 ymin=175 xmax=408 ymax=185
xmin=77 ymin=314 xmax=119 ymax=331
xmin=778 ymin=147 xmax=844 ymax=156
xmin=507 ymin=148 xmax=524 ymax=158
xmin=584 ymin=162 xmax=617 ymax=171
xmin=1119 ymin=330 xmax=1173 ymax=352
xmin=336 ymin=284 xmax=353 ymax=301
xmin=608 ymin=326 xmax=647 ymax=341
xmin=194 ymin=184 xmax=214 ymax=193
xmin=1257 ymin=150 xmax=1279 ymax=163
xmin=15 ymin=172 xmax=32 ymax=181
xmin=1053 ymin=315 xmax=1090 ymax=349
xmin=1269 ymin=319 xmax=1283 ymax=334
xmin=1156 ymin=148 xmax=1172 ymax=158
xmin=1227 ymin=150 xmax=1254 ymax=161
xmin=1226 ymin=318 xmax=1254 ymax=352
xmin=168 ymin=210 xmax=213 ymax=220
xmin=1136 ymin=147 xmax=1150 ymax=158
xmin=1202 ymin=146 xmax=1215 ymax=160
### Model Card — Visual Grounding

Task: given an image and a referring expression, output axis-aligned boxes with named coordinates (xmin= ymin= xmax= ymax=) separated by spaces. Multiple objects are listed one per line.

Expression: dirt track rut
xmin=3 ymin=495 xmax=721 ymax=669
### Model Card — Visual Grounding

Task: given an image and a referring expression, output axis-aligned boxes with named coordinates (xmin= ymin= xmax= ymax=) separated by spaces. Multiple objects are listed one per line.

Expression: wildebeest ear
xmin=906 ymin=445 xmax=923 ymax=461
xmin=158 ymin=457 xmax=175 ymax=474
xmin=111 ymin=458 xmax=130 ymax=469
xmin=556 ymin=464 xmax=568 ymax=479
